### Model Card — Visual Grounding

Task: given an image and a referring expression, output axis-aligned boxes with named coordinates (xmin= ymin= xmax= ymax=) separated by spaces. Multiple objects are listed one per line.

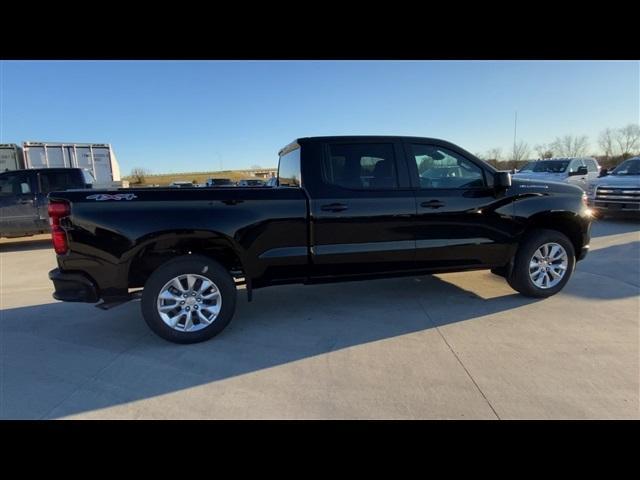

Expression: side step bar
xmin=95 ymin=291 xmax=142 ymax=310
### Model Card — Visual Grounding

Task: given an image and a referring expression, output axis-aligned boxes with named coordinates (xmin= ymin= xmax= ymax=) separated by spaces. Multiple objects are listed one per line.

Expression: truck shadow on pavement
xmin=1 ymin=273 xmax=541 ymax=419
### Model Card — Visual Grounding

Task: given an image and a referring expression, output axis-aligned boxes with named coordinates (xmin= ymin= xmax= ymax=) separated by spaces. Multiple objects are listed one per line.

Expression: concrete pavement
xmin=1 ymin=219 xmax=638 ymax=419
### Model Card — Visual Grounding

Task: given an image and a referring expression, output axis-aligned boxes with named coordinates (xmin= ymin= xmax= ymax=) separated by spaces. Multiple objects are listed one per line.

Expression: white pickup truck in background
xmin=513 ymin=157 xmax=600 ymax=191
xmin=586 ymin=157 xmax=640 ymax=215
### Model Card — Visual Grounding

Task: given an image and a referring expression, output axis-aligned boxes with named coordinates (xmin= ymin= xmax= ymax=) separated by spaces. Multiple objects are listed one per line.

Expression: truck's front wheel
xmin=507 ymin=229 xmax=576 ymax=298
xmin=141 ymin=255 xmax=237 ymax=344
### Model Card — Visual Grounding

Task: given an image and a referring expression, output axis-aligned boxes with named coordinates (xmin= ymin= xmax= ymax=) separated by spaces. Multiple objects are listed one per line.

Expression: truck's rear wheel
xmin=141 ymin=255 xmax=237 ymax=344
xmin=507 ymin=229 xmax=575 ymax=298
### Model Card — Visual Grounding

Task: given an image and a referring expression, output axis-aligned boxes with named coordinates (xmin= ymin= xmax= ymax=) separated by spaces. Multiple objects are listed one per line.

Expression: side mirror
xmin=599 ymin=168 xmax=609 ymax=177
xmin=570 ymin=166 xmax=588 ymax=176
xmin=20 ymin=182 xmax=31 ymax=194
xmin=494 ymin=171 xmax=512 ymax=188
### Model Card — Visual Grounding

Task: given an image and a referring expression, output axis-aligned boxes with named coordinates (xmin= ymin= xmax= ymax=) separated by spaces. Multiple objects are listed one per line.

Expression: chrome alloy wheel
xmin=528 ymin=242 xmax=568 ymax=289
xmin=156 ymin=274 xmax=222 ymax=332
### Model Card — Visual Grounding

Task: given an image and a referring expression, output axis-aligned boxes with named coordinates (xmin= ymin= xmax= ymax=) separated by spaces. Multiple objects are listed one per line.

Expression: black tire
xmin=141 ymin=255 xmax=237 ymax=344
xmin=507 ymin=229 xmax=576 ymax=298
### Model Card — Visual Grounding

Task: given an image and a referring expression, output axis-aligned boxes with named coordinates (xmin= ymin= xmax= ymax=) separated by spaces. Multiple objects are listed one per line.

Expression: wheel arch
xmin=521 ymin=211 xmax=586 ymax=257
xmin=126 ymin=229 xmax=247 ymax=290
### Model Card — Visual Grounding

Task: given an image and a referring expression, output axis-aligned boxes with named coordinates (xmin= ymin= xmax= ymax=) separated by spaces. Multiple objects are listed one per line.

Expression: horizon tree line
xmin=479 ymin=123 xmax=639 ymax=169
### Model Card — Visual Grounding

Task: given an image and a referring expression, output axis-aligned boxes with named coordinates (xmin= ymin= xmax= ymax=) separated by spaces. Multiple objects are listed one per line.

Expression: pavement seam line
xmin=38 ymin=331 xmax=150 ymax=420
xmin=416 ymin=296 xmax=501 ymax=420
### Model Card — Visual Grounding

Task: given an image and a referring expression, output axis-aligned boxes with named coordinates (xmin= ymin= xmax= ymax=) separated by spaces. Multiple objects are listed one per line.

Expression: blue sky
xmin=1 ymin=60 xmax=638 ymax=174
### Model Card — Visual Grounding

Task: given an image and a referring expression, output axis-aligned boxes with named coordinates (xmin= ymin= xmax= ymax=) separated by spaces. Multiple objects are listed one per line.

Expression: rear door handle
xmin=420 ymin=200 xmax=445 ymax=209
xmin=18 ymin=198 xmax=34 ymax=205
xmin=321 ymin=203 xmax=349 ymax=212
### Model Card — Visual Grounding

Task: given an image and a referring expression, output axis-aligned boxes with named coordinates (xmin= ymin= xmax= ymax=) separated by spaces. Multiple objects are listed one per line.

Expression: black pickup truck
xmin=48 ymin=136 xmax=592 ymax=344
xmin=0 ymin=168 xmax=93 ymax=238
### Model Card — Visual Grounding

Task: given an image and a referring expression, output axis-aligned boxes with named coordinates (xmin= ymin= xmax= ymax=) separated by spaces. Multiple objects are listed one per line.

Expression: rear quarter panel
xmin=50 ymin=187 xmax=309 ymax=296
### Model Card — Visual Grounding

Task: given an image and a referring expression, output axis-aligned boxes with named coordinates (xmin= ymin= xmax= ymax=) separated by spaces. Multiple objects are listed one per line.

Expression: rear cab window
xmin=39 ymin=170 xmax=85 ymax=194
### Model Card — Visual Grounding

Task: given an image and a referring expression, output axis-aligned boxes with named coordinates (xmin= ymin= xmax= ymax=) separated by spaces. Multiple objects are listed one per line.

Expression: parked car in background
xmin=586 ymin=157 xmax=640 ymax=216
xmin=513 ymin=157 xmax=600 ymax=190
xmin=237 ymin=179 xmax=265 ymax=187
xmin=206 ymin=178 xmax=234 ymax=187
xmin=0 ymin=168 xmax=93 ymax=238
xmin=47 ymin=136 xmax=591 ymax=344
xmin=169 ymin=181 xmax=195 ymax=188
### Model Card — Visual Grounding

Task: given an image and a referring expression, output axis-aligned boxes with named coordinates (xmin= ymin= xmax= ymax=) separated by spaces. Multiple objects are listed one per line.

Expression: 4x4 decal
xmin=86 ymin=193 xmax=138 ymax=201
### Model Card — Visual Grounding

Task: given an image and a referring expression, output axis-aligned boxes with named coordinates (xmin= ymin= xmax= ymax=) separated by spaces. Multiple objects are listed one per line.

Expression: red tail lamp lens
xmin=48 ymin=201 xmax=71 ymax=254
xmin=48 ymin=202 xmax=70 ymax=219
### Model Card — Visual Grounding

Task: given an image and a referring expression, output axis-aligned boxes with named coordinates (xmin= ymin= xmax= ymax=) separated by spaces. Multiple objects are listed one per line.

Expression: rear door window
xmin=322 ymin=143 xmax=398 ymax=190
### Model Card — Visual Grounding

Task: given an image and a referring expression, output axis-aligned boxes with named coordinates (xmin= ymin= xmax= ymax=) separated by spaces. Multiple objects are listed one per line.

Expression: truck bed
xmin=50 ymin=186 xmax=310 ymax=297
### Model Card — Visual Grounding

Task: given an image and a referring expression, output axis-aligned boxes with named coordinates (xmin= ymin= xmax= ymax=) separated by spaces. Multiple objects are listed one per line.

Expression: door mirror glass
xmin=494 ymin=171 xmax=512 ymax=188
xmin=571 ymin=166 xmax=588 ymax=176
xmin=20 ymin=182 xmax=31 ymax=194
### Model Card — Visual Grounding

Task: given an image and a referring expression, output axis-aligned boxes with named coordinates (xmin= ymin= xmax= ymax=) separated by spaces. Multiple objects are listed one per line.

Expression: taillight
xmin=48 ymin=200 xmax=71 ymax=255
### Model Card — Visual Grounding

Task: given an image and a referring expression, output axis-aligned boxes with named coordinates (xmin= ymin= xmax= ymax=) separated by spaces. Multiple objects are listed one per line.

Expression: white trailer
xmin=22 ymin=142 xmax=122 ymax=187
xmin=0 ymin=144 xmax=25 ymax=171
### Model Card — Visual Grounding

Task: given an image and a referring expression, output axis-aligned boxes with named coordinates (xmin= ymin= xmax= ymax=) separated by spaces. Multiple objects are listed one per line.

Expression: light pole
xmin=513 ymin=110 xmax=518 ymax=160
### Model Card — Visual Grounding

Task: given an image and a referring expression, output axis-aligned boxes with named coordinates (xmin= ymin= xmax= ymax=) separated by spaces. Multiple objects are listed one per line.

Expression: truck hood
xmin=588 ymin=175 xmax=640 ymax=188
xmin=510 ymin=177 xmax=583 ymax=196
xmin=513 ymin=171 xmax=566 ymax=181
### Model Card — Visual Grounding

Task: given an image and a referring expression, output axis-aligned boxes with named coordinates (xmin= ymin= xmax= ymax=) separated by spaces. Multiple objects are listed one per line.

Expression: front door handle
xmin=420 ymin=200 xmax=445 ymax=209
xmin=321 ymin=203 xmax=349 ymax=212
xmin=18 ymin=198 xmax=34 ymax=205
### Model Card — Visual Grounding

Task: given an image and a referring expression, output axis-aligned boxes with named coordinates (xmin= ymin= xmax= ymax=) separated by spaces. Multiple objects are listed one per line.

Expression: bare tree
xmin=550 ymin=135 xmax=589 ymax=157
xmin=534 ymin=143 xmax=553 ymax=159
xmin=486 ymin=147 xmax=502 ymax=162
xmin=615 ymin=124 xmax=640 ymax=159
xmin=511 ymin=141 xmax=530 ymax=162
xmin=130 ymin=167 xmax=151 ymax=184
xmin=598 ymin=128 xmax=617 ymax=160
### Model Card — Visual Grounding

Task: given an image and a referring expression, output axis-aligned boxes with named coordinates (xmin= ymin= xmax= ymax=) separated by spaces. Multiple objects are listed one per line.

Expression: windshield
xmin=525 ymin=160 xmax=570 ymax=173
xmin=518 ymin=162 xmax=535 ymax=172
xmin=611 ymin=158 xmax=640 ymax=176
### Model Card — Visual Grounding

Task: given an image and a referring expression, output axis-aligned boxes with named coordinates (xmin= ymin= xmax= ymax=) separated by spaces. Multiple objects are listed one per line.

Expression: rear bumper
xmin=49 ymin=268 xmax=99 ymax=303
